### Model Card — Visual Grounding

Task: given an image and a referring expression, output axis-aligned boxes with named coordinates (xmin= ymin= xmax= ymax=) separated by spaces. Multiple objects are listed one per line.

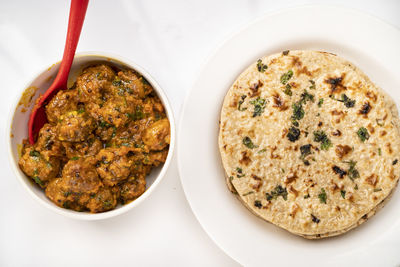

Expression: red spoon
xmin=28 ymin=0 xmax=89 ymax=144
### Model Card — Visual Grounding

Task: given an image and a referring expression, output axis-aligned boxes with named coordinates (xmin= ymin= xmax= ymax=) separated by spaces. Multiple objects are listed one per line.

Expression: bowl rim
xmin=6 ymin=51 xmax=176 ymax=220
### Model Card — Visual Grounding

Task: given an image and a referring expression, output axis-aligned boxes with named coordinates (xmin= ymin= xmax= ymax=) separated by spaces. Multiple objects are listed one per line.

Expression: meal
xmin=218 ymin=50 xmax=400 ymax=238
xmin=18 ymin=64 xmax=170 ymax=213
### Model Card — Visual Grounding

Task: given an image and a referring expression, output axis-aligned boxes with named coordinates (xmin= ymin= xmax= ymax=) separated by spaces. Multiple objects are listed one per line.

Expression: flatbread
xmin=219 ymin=50 xmax=400 ymax=238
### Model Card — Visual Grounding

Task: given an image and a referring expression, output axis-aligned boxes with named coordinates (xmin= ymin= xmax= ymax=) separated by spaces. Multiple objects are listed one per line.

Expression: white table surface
xmin=1 ymin=1 xmax=399 ymax=266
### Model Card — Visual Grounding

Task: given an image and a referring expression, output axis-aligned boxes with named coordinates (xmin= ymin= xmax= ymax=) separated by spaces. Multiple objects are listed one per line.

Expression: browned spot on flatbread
xmin=270 ymin=146 xmax=281 ymax=159
xmin=331 ymin=182 xmax=339 ymax=192
xmin=331 ymin=110 xmax=346 ymax=123
xmin=318 ymin=51 xmax=337 ymax=56
xmin=239 ymin=151 xmax=252 ymax=166
xmin=291 ymin=56 xmax=302 ymax=68
xmin=380 ymin=130 xmax=387 ymax=137
xmin=347 ymin=192 xmax=354 ymax=202
xmin=289 ymin=82 xmax=298 ymax=88
xmin=365 ymin=174 xmax=378 ymax=187
xmin=282 ymin=129 xmax=288 ymax=138
xmin=366 ymin=91 xmax=377 ymax=102
xmin=335 ymin=144 xmax=352 ymax=159
xmin=251 ymin=174 xmax=262 ymax=191
xmin=223 ymin=144 xmax=227 ymax=150
xmin=367 ymin=123 xmax=375 ymax=134
xmin=285 ymin=172 xmax=298 ymax=185
xmin=325 ymin=74 xmax=346 ymax=94
xmin=272 ymin=93 xmax=288 ymax=111
xmin=230 ymin=97 xmax=238 ymax=108
xmin=332 ymin=129 xmax=341 ymax=136
xmin=386 ymin=143 xmax=393 ymax=154
xmin=249 ymin=80 xmax=263 ymax=97
xmin=289 ymin=185 xmax=298 ymax=197
xmin=289 ymin=203 xmax=301 ymax=218
xmin=359 ymin=102 xmax=372 ymax=117
xmin=389 ymin=168 xmax=396 ymax=180
xmin=269 ymin=58 xmax=277 ymax=65
xmin=331 ymin=110 xmax=344 ymax=116
xmin=297 ymin=66 xmax=313 ymax=76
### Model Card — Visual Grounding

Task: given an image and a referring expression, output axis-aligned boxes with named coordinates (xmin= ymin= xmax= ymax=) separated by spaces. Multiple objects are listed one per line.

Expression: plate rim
xmin=178 ymin=4 xmax=400 ymax=266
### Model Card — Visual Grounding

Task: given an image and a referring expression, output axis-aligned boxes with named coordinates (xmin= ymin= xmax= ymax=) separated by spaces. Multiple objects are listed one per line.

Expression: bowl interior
xmin=9 ymin=53 xmax=174 ymax=219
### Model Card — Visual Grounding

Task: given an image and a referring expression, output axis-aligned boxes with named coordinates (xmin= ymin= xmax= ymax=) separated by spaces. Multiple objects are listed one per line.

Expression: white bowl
xmin=7 ymin=52 xmax=175 ymax=220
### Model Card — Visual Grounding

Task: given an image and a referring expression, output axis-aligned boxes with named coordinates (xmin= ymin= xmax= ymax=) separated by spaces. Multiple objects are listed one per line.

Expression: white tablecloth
xmin=1 ymin=0 xmax=399 ymax=266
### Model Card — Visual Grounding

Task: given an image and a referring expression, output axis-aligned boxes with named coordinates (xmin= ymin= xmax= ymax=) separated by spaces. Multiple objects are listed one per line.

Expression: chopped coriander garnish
xmin=378 ymin=148 xmax=382 ymax=156
xmin=354 ymin=184 xmax=359 ymax=190
xmin=373 ymin=188 xmax=382 ymax=192
xmin=291 ymin=102 xmax=304 ymax=121
xmin=33 ymin=176 xmax=44 ymax=187
xmin=70 ymin=156 xmax=80 ymax=161
xmin=376 ymin=118 xmax=384 ymax=126
xmin=318 ymin=98 xmax=324 ymax=107
xmin=112 ymin=78 xmax=122 ymax=86
xmin=99 ymin=120 xmax=112 ymax=128
xmin=299 ymin=90 xmax=314 ymax=104
xmin=103 ymin=200 xmax=113 ymax=208
xmin=280 ymin=70 xmax=293 ymax=85
xmin=284 ymin=84 xmax=292 ymax=96
xmin=313 ymin=130 xmax=332 ymax=150
xmin=343 ymin=160 xmax=359 ymax=181
xmin=266 ymin=185 xmax=288 ymax=201
xmin=311 ymin=214 xmax=320 ymax=223
xmin=126 ymin=105 xmax=144 ymax=120
xmin=250 ymin=97 xmax=266 ymax=117
xmin=242 ymin=191 xmax=254 ymax=196
xmin=238 ymin=95 xmax=247 ymax=111
xmin=304 ymin=194 xmax=310 ymax=199
xmin=281 ymin=168 xmax=285 ymax=173
xmin=340 ymin=190 xmax=346 ymax=199
xmin=332 ymin=165 xmax=347 ymax=178
xmin=257 ymin=148 xmax=266 ymax=154
xmin=318 ymin=188 xmax=327 ymax=204
xmin=243 ymin=136 xmax=257 ymax=149
xmin=287 ymin=126 xmax=300 ymax=142
xmin=330 ymin=94 xmax=355 ymax=108
xmin=300 ymin=144 xmax=312 ymax=160
xmin=309 ymin=80 xmax=316 ymax=90
xmin=357 ymin=127 xmax=370 ymax=142
xmin=257 ymin=59 xmax=268 ymax=72
xmin=254 ymin=200 xmax=262 ymax=208
xmin=341 ymin=94 xmax=355 ymax=108
xmin=236 ymin=167 xmax=245 ymax=178
xmin=29 ymin=150 xmax=40 ymax=160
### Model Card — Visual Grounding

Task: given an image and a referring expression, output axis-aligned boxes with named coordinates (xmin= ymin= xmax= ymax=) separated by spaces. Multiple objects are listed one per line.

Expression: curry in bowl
xmin=18 ymin=64 xmax=170 ymax=213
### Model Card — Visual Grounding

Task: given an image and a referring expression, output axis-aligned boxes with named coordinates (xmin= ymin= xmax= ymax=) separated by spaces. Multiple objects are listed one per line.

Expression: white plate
xmin=178 ymin=5 xmax=400 ymax=266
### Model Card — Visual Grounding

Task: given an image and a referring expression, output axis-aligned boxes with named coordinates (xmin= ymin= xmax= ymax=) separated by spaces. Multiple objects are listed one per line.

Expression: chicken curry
xmin=19 ymin=64 xmax=170 ymax=213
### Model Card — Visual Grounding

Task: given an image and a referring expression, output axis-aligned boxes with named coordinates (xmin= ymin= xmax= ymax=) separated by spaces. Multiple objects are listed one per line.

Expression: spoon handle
xmin=54 ymin=0 xmax=89 ymax=90
xmin=28 ymin=0 xmax=88 ymax=144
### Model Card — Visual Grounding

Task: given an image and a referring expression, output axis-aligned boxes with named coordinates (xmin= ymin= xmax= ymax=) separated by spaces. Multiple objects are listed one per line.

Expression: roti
xmin=218 ymin=50 xmax=400 ymax=238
